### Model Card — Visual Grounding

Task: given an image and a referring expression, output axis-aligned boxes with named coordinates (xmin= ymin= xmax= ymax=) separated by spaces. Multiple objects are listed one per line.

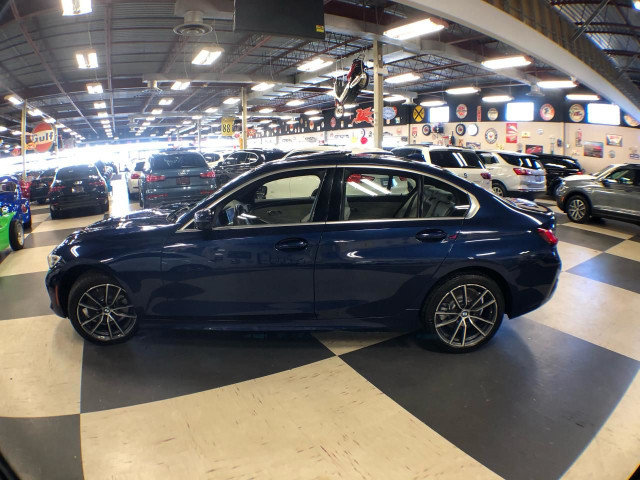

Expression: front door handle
xmin=416 ymin=229 xmax=447 ymax=242
xmin=275 ymin=238 xmax=308 ymax=251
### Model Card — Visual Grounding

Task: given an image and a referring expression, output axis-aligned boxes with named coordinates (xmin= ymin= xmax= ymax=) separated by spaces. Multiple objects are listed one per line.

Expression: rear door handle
xmin=275 ymin=238 xmax=308 ymax=251
xmin=416 ymin=229 xmax=447 ymax=242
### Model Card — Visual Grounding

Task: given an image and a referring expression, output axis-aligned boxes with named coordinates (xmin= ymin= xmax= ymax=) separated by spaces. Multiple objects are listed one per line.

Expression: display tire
xmin=68 ymin=272 xmax=139 ymax=345
xmin=422 ymin=273 xmax=505 ymax=353
xmin=8 ymin=219 xmax=24 ymax=251
xmin=565 ymin=194 xmax=590 ymax=223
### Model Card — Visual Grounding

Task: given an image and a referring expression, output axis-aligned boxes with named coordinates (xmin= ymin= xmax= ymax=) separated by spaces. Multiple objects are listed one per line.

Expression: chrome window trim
xmin=178 ymin=163 xmax=480 ymax=232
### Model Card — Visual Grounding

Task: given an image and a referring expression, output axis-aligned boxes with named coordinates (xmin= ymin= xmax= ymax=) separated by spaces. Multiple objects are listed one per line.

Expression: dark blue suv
xmin=45 ymin=153 xmax=561 ymax=352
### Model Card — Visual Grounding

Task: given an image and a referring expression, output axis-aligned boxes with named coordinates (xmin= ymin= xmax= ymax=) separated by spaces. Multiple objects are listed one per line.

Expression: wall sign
xmin=623 ymin=114 xmax=639 ymax=127
xmin=32 ymin=122 xmax=56 ymax=153
xmin=583 ymin=141 xmax=603 ymax=158
xmin=467 ymin=124 xmax=479 ymax=136
xmin=382 ymin=106 xmax=396 ymax=120
xmin=575 ymin=129 xmax=582 ymax=147
xmin=608 ymin=150 xmax=616 ymax=158
xmin=412 ymin=105 xmax=425 ymax=122
xmin=525 ymin=145 xmax=543 ymax=154
xmin=455 ymin=123 xmax=466 ymax=136
xmin=351 ymin=107 xmax=374 ymax=126
xmin=506 ymin=122 xmax=518 ymax=143
xmin=485 ymin=128 xmax=498 ymax=144
xmin=221 ymin=117 xmax=235 ymax=136
xmin=422 ymin=124 xmax=431 ymax=136
xmin=476 ymin=106 xmax=482 ymax=122
xmin=569 ymin=104 xmax=585 ymax=122
xmin=487 ymin=108 xmax=498 ymax=121
xmin=456 ymin=104 xmax=468 ymax=119
xmin=411 ymin=126 xmax=418 ymax=137
xmin=539 ymin=104 xmax=555 ymax=121
xmin=330 ymin=117 xmax=336 ymax=128
xmin=606 ymin=134 xmax=622 ymax=147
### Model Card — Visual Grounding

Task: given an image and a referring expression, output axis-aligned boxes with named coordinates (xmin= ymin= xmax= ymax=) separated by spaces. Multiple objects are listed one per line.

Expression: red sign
xmin=476 ymin=106 xmax=482 ymax=122
xmin=506 ymin=122 xmax=518 ymax=143
xmin=11 ymin=147 xmax=20 ymax=156
xmin=32 ymin=122 xmax=56 ymax=153
xmin=456 ymin=104 xmax=467 ymax=119
xmin=350 ymin=107 xmax=374 ymax=126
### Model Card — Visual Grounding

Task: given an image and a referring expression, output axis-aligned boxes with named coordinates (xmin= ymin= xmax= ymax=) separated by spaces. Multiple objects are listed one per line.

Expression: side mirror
xmin=194 ymin=209 xmax=214 ymax=230
xmin=602 ymin=178 xmax=616 ymax=187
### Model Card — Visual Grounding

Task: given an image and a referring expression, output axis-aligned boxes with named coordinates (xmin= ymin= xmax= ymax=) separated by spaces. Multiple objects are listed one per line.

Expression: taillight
xmin=131 ymin=173 xmax=140 ymax=179
xmin=146 ymin=174 xmax=166 ymax=182
xmin=200 ymin=190 xmax=216 ymax=195
xmin=480 ymin=172 xmax=491 ymax=179
xmin=89 ymin=181 xmax=105 ymax=187
xmin=513 ymin=167 xmax=533 ymax=176
xmin=49 ymin=184 xmax=65 ymax=193
xmin=200 ymin=170 xmax=216 ymax=178
xmin=575 ymin=170 xmax=584 ymax=175
xmin=537 ymin=228 xmax=558 ymax=246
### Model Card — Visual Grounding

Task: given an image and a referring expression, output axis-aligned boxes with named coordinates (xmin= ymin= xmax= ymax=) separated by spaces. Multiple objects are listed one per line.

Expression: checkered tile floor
xmin=0 ymin=181 xmax=639 ymax=480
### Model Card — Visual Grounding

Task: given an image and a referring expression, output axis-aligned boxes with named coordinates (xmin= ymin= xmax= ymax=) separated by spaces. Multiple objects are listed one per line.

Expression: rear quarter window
xmin=429 ymin=151 xmax=463 ymax=168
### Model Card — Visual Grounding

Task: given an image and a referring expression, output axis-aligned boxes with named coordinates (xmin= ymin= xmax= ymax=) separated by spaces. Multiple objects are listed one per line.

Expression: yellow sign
xmin=221 ymin=117 xmax=234 ymax=136
xmin=412 ymin=106 xmax=425 ymax=122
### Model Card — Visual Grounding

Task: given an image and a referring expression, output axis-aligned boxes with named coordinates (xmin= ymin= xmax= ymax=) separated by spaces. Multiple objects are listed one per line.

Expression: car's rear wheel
xmin=566 ymin=194 xmax=590 ymax=223
xmin=8 ymin=219 xmax=24 ymax=250
xmin=423 ymin=274 xmax=504 ymax=352
xmin=68 ymin=272 xmax=138 ymax=344
xmin=491 ymin=181 xmax=507 ymax=197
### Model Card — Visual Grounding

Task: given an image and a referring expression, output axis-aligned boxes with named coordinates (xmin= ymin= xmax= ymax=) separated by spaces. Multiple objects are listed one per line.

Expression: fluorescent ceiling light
xmin=159 ymin=98 xmax=174 ymax=106
xmin=252 ymin=82 xmax=274 ymax=92
xmin=0 ymin=126 xmax=7 ymax=132
xmin=385 ymin=94 xmax=406 ymax=103
xmin=205 ymin=107 xmax=218 ymax=113
xmin=171 ymin=81 xmax=190 ymax=91
xmin=61 ymin=0 xmax=92 ymax=16
xmin=482 ymin=95 xmax=513 ymax=103
xmin=482 ymin=55 xmax=532 ymax=70
xmin=55 ymin=123 xmax=65 ymax=128
xmin=286 ymin=99 xmax=304 ymax=106
xmin=28 ymin=109 xmax=43 ymax=117
xmin=100 ymin=119 xmax=110 ymax=124
xmin=182 ymin=120 xmax=192 ymax=124
xmin=86 ymin=82 xmax=103 ymax=94
xmin=11 ymin=130 xmax=21 ymax=135
xmin=146 ymin=116 xmax=155 ymax=121
xmin=634 ymin=0 xmax=640 ymax=9
xmin=308 ymin=115 xmax=323 ymax=120
xmin=97 ymin=111 xmax=108 ymax=118
xmin=420 ymin=99 xmax=445 ymax=107
xmin=297 ymin=56 xmax=333 ymax=72
xmin=259 ymin=108 xmax=274 ymax=113
xmin=142 ymin=122 xmax=150 ymax=126
xmin=304 ymin=109 xmax=320 ymax=115
xmin=286 ymin=120 xmax=297 ymax=124
xmin=94 ymin=101 xmax=106 ymax=109
xmin=325 ymin=69 xmax=349 ymax=78
xmin=192 ymin=46 xmax=224 ymax=66
xmin=192 ymin=115 xmax=203 ymax=120
xmin=223 ymin=97 xmax=240 ymax=105
xmin=75 ymin=50 xmax=98 ymax=69
xmin=537 ymin=80 xmax=577 ymax=89
xmin=259 ymin=119 xmax=271 ymax=124
xmin=566 ymin=93 xmax=600 ymax=101
xmin=151 ymin=108 xmax=162 ymax=115
xmin=385 ymin=72 xmax=420 ymax=84
xmin=384 ymin=18 xmax=447 ymax=40
xmin=5 ymin=94 xmax=23 ymax=105
xmin=63 ymin=128 xmax=71 ymax=132
xmin=268 ymin=123 xmax=279 ymax=128
xmin=446 ymin=86 xmax=480 ymax=95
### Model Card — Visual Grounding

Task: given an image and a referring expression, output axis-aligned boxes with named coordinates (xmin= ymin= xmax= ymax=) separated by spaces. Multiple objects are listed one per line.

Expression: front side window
xmin=340 ymin=168 xmax=470 ymax=221
xmin=605 ymin=168 xmax=636 ymax=185
xmin=216 ymin=170 xmax=325 ymax=227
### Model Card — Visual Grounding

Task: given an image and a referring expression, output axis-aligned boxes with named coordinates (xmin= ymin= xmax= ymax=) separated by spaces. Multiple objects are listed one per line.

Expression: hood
xmin=564 ymin=174 xmax=596 ymax=182
xmin=82 ymin=208 xmax=176 ymax=233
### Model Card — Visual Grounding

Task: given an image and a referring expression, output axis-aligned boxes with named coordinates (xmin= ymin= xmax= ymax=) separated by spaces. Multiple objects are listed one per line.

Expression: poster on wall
xmin=466 ymin=141 xmax=481 ymax=149
xmin=583 ymin=141 xmax=604 ymax=158
xmin=506 ymin=122 xmax=518 ymax=143
xmin=575 ymin=129 xmax=582 ymax=147
xmin=605 ymin=134 xmax=622 ymax=147
xmin=525 ymin=145 xmax=543 ymax=154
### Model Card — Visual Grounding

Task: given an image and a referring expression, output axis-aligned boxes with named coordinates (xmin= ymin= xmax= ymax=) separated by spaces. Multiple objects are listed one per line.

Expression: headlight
xmin=47 ymin=253 xmax=64 ymax=270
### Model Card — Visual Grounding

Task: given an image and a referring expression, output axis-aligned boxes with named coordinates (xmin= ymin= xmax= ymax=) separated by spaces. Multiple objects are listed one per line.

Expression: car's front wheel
xmin=566 ymin=194 xmax=590 ymax=223
xmin=68 ymin=272 xmax=138 ymax=344
xmin=423 ymin=274 xmax=504 ymax=352
xmin=8 ymin=219 xmax=24 ymax=250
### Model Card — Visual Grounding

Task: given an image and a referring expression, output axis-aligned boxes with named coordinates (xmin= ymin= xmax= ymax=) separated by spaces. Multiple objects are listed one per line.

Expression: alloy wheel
xmin=567 ymin=198 xmax=586 ymax=221
xmin=492 ymin=185 xmax=504 ymax=196
xmin=76 ymin=284 xmax=137 ymax=342
xmin=433 ymin=284 xmax=498 ymax=348
xmin=16 ymin=222 xmax=23 ymax=246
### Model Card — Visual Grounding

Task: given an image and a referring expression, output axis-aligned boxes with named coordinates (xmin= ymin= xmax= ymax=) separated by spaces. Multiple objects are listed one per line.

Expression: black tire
xmin=359 ymin=72 xmax=369 ymax=89
xmin=50 ymin=207 xmax=60 ymax=220
xmin=24 ymin=212 xmax=32 ymax=229
xmin=423 ymin=274 xmax=505 ymax=352
xmin=565 ymin=194 xmax=590 ymax=223
xmin=491 ymin=181 xmax=507 ymax=197
xmin=8 ymin=219 xmax=24 ymax=251
xmin=68 ymin=272 xmax=139 ymax=345
xmin=101 ymin=200 xmax=109 ymax=213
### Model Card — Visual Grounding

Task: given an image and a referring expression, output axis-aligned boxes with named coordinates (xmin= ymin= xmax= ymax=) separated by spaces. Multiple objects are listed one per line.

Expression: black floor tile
xmin=29 ymin=205 xmax=50 ymax=214
xmin=556 ymin=224 xmax=624 ymax=251
xmin=24 ymin=228 xmax=80 ymax=249
xmin=568 ymin=253 xmax=640 ymax=294
xmin=630 ymin=234 xmax=640 ymax=243
xmin=341 ymin=319 xmax=640 ymax=480
xmin=0 ymin=415 xmax=83 ymax=480
xmin=81 ymin=329 xmax=335 ymax=413
xmin=0 ymin=271 xmax=51 ymax=320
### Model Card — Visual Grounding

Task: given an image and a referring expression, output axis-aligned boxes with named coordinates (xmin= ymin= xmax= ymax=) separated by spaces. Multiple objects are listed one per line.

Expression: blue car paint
xmin=45 ymin=154 xmax=560 ymax=331
xmin=0 ymin=175 xmax=32 ymax=226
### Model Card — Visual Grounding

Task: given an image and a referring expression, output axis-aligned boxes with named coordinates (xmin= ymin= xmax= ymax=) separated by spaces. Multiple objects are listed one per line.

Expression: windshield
xmin=592 ymin=165 xmax=616 ymax=177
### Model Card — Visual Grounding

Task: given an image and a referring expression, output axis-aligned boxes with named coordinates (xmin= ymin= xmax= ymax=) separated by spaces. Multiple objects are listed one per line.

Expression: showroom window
xmin=216 ymin=170 xmax=325 ymax=226
xmin=340 ymin=168 xmax=469 ymax=220
xmin=587 ymin=103 xmax=620 ymax=126
xmin=506 ymin=102 xmax=534 ymax=121
xmin=429 ymin=106 xmax=450 ymax=123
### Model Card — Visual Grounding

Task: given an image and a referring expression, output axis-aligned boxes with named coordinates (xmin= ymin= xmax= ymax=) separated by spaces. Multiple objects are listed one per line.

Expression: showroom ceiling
xmin=0 ymin=0 xmax=638 ymax=145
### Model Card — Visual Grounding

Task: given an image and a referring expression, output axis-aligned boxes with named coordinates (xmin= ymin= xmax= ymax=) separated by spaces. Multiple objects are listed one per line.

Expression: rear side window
xmin=500 ymin=153 xmax=542 ymax=169
xmin=457 ymin=151 xmax=484 ymax=168
xmin=55 ymin=166 xmax=98 ymax=180
xmin=150 ymin=153 xmax=207 ymax=170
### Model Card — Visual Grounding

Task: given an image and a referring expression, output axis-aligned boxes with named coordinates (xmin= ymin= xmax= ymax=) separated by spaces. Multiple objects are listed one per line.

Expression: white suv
xmin=392 ymin=146 xmax=492 ymax=191
xmin=125 ymin=160 xmax=145 ymax=199
xmin=476 ymin=151 xmax=546 ymax=197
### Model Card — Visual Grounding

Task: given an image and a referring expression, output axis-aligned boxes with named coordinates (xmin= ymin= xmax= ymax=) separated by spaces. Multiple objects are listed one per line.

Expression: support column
xmin=373 ymin=40 xmax=384 ymax=149
xmin=21 ymin=102 xmax=27 ymax=181
xmin=241 ymin=87 xmax=248 ymax=149
xmin=197 ymin=119 xmax=201 ymax=152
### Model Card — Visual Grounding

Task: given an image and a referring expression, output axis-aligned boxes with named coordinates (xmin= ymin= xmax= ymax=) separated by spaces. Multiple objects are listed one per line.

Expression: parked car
xmin=555 ymin=163 xmax=640 ymax=224
xmin=0 ymin=176 xmax=32 ymax=250
xmin=49 ymin=165 xmax=109 ymax=219
xmin=214 ymin=149 xmax=284 ymax=185
xmin=281 ymin=146 xmax=339 ymax=159
xmin=125 ymin=160 xmax=145 ymax=199
xmin=392 ymin=146 xmax=492 ymax=191
xmin=476 ymin=151 xmax=546 ymax=197
xmin=45 ymin=153 xmax=560 ymax=351
xmin=29 ymin=168 xmax=57 ymax=204
xmin=139 ymin=152 xmax=217 ymax=208
xmin=534 ymin=153 xmax=584 ymax=196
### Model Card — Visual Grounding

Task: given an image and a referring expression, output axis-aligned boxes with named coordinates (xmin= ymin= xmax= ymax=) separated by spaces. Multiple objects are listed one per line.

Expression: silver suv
xmin=555 ymin=164 xmax=640 ymax=224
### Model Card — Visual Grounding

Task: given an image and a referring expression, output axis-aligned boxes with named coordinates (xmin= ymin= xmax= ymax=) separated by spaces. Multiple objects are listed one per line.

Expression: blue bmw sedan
xmin=45 ymin=153 xmax=561 ymax=352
